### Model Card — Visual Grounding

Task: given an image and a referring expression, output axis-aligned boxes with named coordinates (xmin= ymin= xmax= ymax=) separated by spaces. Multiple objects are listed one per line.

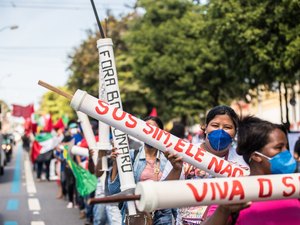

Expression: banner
xmin=12 ymin=104 xmax=34 ymax=119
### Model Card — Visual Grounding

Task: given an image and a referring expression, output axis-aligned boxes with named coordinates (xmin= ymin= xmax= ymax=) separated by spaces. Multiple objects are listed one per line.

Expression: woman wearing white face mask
xmin=202 ymin=116 xmax=299 ymax=225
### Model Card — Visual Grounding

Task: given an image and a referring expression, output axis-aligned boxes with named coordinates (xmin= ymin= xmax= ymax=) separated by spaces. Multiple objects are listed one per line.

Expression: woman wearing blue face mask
xmin=201 ymin=116 xmax=300 ymax=225
xmin=200 ymin=105 xmax=249 ymax=171
xmin=177 ymin=106 xmax=249 ymax=225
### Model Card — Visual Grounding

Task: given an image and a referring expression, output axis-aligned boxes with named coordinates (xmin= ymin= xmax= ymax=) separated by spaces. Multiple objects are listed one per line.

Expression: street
xmin=0 ymin=142 xmax=85 ymax=225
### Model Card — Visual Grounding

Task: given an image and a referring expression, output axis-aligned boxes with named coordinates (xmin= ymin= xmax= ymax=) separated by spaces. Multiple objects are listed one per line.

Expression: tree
xmin=39 ymin=86 xmax=75 ymax=122
xmin=67 ymin=13 xmax=150 ymax=117
xmin=126 ymin=0 xmax=248 ymax=122
xmin=205 ymin=0 xmax=300 ymax=124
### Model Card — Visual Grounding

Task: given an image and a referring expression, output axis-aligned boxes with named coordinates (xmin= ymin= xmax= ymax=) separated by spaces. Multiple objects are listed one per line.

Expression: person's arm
xmin=94 ymin=150 xmax=105 ymax=177
xmin=164 ymin=151 xmax=183 ymax=180
xmin=202 ymin=203 xmax=251 ymax=225
xmin=110 ymin=147 xmax=118 ymax=181
xmin=201 ymin=205 xmax=232 ymax=225
xmin=87 ymin=149 xmax=95 ymax=174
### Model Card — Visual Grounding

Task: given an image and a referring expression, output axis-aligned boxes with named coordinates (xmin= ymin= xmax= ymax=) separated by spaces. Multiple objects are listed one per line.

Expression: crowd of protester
xmin=24 ymin=105 xmax=300 ymax=225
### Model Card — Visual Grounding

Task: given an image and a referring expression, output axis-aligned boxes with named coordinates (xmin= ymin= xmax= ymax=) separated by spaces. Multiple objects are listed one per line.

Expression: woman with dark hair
xmin=202 ymin=116 xmax=299 ymax=225
xmin=177 ymin=106 xmax=249 ymax=225
xmin=108 ymin=116 xmax=183 ymax=225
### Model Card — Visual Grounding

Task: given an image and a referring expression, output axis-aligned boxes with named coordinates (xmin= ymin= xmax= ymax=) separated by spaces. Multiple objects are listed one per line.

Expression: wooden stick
xmin=38 ymin=80 xmax=73 ymax=100
xmin=88 ymin=194 xmax=141 ymax=205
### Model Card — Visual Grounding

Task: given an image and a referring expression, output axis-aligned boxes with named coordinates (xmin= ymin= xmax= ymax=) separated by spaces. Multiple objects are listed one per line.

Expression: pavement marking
xmin=31 ymin=222 xmax=45 ymax=225
xmin=6 ymin=199 xmax=19 ymax=210
xmin=24 ymin=153 xmax=37 ymax=194
xmin=4 ymin=221 xmax=18 ymax=225
xmin=33 ymin=211 xmax=40 ymax=215
xmin=28 ymin=198 xmax=41 ymax=211
xmin=11 ymin=144 xmax=23 ymax=193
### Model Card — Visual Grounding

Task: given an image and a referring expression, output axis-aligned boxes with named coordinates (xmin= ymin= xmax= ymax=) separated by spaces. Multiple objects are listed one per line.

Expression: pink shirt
xmin=140 ymin=159 xmax=162 ymax=181
xmin=208 ymin=199 xmax=300 ymax=225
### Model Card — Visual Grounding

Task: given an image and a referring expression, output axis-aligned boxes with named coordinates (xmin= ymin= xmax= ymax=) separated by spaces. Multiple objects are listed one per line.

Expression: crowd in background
xmin=22 ymin=105 xmax=300 ymax=225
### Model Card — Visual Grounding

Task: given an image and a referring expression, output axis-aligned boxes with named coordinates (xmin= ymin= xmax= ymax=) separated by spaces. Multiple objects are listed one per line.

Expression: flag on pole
xmin=31 ymin=132 xmax=56 ymax=162
xmin=64 ymin=146 xmax=97 ymax=196
xmin=53 ymin=117 xmax=65 ymax=130
xmin=36 ymin=114 xmax=53 ymax=133
xmin=12 ymin=104 xmax=34 ymax=119
xmin=149 ymin=107 xmax=157 ymax=117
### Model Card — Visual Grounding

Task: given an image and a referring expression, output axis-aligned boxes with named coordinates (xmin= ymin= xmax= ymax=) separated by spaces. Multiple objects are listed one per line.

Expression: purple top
xmin=207 ymin=199 xmax=300 ymax=225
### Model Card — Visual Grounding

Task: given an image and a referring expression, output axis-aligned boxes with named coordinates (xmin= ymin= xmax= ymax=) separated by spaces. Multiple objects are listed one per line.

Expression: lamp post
xmin=0 ymin=25 xmax=19 ymax=33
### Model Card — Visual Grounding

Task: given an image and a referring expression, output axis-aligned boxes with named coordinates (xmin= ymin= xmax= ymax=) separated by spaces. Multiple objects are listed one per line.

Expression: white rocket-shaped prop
xmin=76 ymin=111 xmax=98 ymax=164
xmin=97 ymin=38 xmax=137 ymax=215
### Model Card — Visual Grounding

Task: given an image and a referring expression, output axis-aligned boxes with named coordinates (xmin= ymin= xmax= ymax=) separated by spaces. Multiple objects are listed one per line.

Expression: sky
xmin=0 ymin=0 xmax=135 ymax=109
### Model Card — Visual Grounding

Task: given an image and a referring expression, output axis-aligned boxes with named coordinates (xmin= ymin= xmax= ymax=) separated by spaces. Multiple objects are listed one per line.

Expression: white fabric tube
xmin=77 ymin=111 xmax=97 ymax=164
xmin=135 ymin=173 xmax=300 ymax=212
xmin=70 ymin=90 xmax=248 ymax=178
xmin=71 ymin=145 xmax=89 ymax=157
xmin=97 ymin=38 xmax=136 ymax=215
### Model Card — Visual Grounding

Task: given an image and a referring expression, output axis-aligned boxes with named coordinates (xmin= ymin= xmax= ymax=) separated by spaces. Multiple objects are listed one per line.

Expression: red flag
xmin=12 ymin=104 xmax=34 ymax=119
xmin=53 ymin=117 xmax=65 ymax=130
xmin=79 ymin=136 xmax=99 ymax=148
xmin=31 ymin=140 xmax=42 ymax=162
xmin=149 ymin=107 xmax=157 ymax=117
xmin=43 ymin=114 xmax=53 ymax=132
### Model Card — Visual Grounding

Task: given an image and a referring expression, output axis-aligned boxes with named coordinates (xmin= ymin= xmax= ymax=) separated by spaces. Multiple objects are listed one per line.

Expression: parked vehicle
xmin=2 ymin=133 xmax=14 ymax=163
xmin=0 ymin=134 xmax=5 ymax=175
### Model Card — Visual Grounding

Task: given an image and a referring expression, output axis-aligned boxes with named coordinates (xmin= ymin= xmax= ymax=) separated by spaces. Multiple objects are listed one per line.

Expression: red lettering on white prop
xmin=152 ymin=127 xmax=160 ymax=139
xmin=258 ymin=178 xmax=272 ymax=198
xmin=215 ymin=182 xmax=229 ymax=199
xmin=194 ymin=147 xmax=205 ymax=163
xmin=125 ymin=114 xmax=137 ymax=128
xmin=282 ymin=176 xmax=296 ymax=197
xmin=229 ymin=180 xmax=245 ymax=200
xmin=95 ymin=100 xmax=109 ymax=115
xmin=143 ymin=123 xmax=155 ymax=134
xmin=174 ymin=139 xmax=185 ymax=153
xmin=112 ymin=108 xmax=126 ymax=120
xmin=185 ymin=144 xmax=194 ymax=157
xmin=207 ymin=157 xmax=223 ymax=173
xmin=163 ymin=132 xmax=171 ymax=146
xmin=210 ymin=183 xmax=216 ymax=200
xmin=156 ymin=130 xmax=164 ymax=141
xmin=186 ymin=183 xmax=208 ymax=202
xmin=220 ymin=164 xmax=233 ymax=176
xmin=232 ymin=168 xmax=245 ymax=177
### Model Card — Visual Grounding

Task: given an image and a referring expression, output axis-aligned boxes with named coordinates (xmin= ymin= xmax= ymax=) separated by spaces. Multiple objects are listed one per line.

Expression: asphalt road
xmin=0 ymin=142 xmax=86 ymax=225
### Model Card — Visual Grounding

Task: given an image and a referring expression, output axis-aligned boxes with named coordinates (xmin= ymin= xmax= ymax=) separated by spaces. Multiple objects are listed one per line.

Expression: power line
xmin=0 ymin=2 xmax=128 ymax=11
xmin=0 ymin=46 xmax=73 ymax=50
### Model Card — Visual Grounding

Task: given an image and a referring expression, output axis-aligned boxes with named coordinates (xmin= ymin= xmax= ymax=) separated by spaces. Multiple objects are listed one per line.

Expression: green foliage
xmin=39 ymin=86 xmax=75 ymax=122
xmin=40 ymin=0 xmax=300 ymax=124
xmin=66 ymin=14 xmax=150 ymax=117
xmin=205 ymin=0 xmax=300 ymax=88
xmin=127 ymin=0 xmax=243 ymax=121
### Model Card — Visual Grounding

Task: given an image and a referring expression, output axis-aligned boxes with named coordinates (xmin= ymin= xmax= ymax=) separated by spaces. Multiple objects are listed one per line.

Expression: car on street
xmin=0 ymin=134 xmax=6 ymax=175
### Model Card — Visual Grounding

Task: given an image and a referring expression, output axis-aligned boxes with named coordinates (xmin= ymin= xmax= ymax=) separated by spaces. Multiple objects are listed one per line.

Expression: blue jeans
xmin=93 ymin=204 xmax=122 ymax=225
xmin=153 ymin=209 xmax=173 ymax=225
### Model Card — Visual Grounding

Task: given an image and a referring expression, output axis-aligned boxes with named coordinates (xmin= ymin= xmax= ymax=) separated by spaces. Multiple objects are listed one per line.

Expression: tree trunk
xmin=279 ymin=81 xmax=283 ymax=124
xmin=283 ymin=82 xmax=290 ymax=131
